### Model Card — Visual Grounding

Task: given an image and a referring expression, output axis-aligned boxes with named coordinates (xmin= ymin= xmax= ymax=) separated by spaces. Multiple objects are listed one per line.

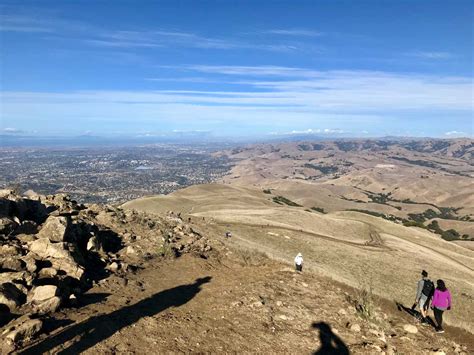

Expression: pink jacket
xmin=431 ymin=289 xmax=451 ymax=309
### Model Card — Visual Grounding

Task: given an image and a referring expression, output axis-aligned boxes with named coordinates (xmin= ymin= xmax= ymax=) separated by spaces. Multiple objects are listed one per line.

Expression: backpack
xmin=422 ymin=279 xmax=434 ymax=297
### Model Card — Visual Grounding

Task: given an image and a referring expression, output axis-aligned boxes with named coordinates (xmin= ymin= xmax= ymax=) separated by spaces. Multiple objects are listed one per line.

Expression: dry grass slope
xmin=124 ymin=183 xmax=474 ymax=334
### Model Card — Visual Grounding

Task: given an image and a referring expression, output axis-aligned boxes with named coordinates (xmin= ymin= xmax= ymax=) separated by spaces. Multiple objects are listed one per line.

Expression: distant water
xmin=135 ymin=166 xmax=155 ymax=170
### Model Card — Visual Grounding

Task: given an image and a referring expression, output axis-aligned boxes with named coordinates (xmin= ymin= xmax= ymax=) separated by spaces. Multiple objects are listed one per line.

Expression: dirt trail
xmin=17 ymin=250 xmax=473 ymax=354
xmin=214 ymin=220 xmax=390 ymax=251
xmin=336 ymin=216 xmax=474 ymax=272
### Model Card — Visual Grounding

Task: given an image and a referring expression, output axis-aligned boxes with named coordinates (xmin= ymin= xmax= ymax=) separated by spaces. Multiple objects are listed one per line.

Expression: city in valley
xmin=0 ymin=144 xmax=232 ymax=203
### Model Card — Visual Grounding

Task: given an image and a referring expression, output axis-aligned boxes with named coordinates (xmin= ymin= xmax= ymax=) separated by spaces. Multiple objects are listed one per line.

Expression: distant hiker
xmin=225 ymin=231 xmax=232 ymax=238
xmin=188 ymin=217 xmax=192 ymax=223
xmin=294 ymin=253 xmax=303 ymax=272
xmin=414 ymin=270 xmax=434 ymax=323
xmin=431 ymin=279 xmax=452 ymax=333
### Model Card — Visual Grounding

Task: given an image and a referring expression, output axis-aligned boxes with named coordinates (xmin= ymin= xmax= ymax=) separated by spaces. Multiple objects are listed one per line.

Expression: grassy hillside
xmin=124 ymin=184 xmax=474 ymax=333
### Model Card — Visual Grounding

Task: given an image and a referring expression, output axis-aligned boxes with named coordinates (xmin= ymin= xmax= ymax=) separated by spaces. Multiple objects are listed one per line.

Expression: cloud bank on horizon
xmin=0 ymin=0 xmax=472 ymax=138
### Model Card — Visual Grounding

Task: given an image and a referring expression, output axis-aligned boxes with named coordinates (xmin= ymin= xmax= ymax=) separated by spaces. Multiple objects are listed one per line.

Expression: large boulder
xmin=26 ymin=286 xmax=63 ymax=315
xmin=36 ymin=216 xmax=69 ymax=242
xmin=28 ymin=239 xmax=84 ymax=280
xmin=27 ymin=286 xmax=63 ymax=315
xmin=31 ymin=285 xmax=59 ymax=302
xmin=0 ymin=283 xmax=25 ymax=311
xmin=33 ymin=296 xmax=61 ymax=315
xmin=0 ymin=257 xmax=25 ymax=272
xmin=29 ymin=238 xmax=70 ymax=259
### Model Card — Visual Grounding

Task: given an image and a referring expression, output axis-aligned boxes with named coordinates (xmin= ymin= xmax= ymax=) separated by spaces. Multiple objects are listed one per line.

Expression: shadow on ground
xmin=19 ymin=277 xmax=212 ymax=354
xmin=312 ymin=321 xmax=349 ymax=355
xmin=395 ymin=301 xmax=436 ymax=329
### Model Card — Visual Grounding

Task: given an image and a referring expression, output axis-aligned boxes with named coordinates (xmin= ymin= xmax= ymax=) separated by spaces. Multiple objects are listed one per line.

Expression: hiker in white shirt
xmin=294 ymin=253 xmax=303 ymax=272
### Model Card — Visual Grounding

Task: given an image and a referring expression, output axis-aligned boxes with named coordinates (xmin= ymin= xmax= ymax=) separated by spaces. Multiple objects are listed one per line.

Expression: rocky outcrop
xmin=36 ymin=216 xmax=70 ymax=242
xmin=0 ymin=191 xmax=214 ymax=349
xmin=28 ymin=238 xmax=85 ymax=280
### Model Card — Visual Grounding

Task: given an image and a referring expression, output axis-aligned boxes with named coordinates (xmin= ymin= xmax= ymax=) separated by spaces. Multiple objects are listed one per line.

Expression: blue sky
xmin=0 ymin=0 xmax=472 ymax=138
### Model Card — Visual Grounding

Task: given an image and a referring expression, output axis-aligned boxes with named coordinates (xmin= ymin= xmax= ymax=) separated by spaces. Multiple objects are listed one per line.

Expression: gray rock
xmin=28 ymin=238 xmax=84 ymax=280
xmin=0 ymin=282 xmax=25 ymax=311
xmin=31 ymin=285 xmax=59 ymax=302
xmin=0 ymin=272 xmax=27 ymax=285
xmin=21 ymin=254 xmax=38 ymax=273
xmin=0 ymin=244 xmax=21 ymax=257
xmin=33 ymin=296 xmax=61 ymax=315
xmin=108 ymin=261 xmax=120 ymax=272
xmin=0 ymin=257 xmax=25 ymax=272
xmin=126 ymin=246 xmax=137 ymax=255
xmin=350 ymin=323 xmax=361 ymax=332
xmin=86 ymin=235 xmax=100 ymax=252
xmin=403 ymin=324 xmax=418 ymax=334
xmin=15 ymin=234 xmax=37 ymax=243
xmin=37 ymin=216 xmax=69 ymax=242
xmin=2 ymin=315 xmax=43 ymax=344
xmin=29 ymin=238 xmax=69 ymax=259
xmin=38 ymin=267 xmax=58 ymax=278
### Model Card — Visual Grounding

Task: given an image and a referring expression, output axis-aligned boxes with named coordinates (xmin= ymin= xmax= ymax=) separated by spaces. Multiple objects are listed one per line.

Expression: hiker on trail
xmin=225 ymin=231 xmax=232 ymax=238
xmin=294 ymin=253 xmax=303 ymax=272
xmin=414 ymin=270 xmax=434 ymax=324
xmin=431 ymin=279 xmax=452 ymax=334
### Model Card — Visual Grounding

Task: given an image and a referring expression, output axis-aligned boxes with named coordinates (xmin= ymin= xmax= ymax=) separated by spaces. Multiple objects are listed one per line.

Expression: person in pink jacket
xmin=430 ymin=279 xmax=452 ymax=333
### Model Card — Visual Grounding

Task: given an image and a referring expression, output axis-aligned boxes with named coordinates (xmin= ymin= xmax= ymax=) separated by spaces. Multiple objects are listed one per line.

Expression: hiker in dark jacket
xmin=431 ymin=279 xmax=452 ymax=333
xmin=414 ymin=270 xmax=434 ymax=323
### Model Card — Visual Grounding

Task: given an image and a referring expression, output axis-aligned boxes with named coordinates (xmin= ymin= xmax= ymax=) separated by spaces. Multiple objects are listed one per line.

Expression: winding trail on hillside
xmin=212 ymin=218 xmax=474 ymax=274
xmin=213 ymin=220 xmax=391 ymax=251
xmin=335 ymin=216 xmax=474 ymax=273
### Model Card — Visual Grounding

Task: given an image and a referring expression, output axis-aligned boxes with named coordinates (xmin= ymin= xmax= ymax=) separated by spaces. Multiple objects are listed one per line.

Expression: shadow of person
xmin=395 ymin=301 xmax=420 ymax=319
xmin=312 ymin=322 xmax=349 ymax=355
xmin=395 ymin=301 xmax=437 ymax=329
xmin=20 ymin=276 xmax=212 ymax=354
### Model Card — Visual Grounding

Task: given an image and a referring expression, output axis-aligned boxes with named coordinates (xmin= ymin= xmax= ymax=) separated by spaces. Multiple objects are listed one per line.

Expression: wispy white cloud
xmin=87 ymin=30 xmax=301 ymax=52
xmin=1 ymin=127 xmax=25 ymax=134
xmin=406 ymin=51 xmax=454 ymax=59
xmin=0 ymin=9 xmax=308 ymax=53
xmin=262 ymin=29 xmax=323 ymax=37
xmin=273 ymin=128 xmax=345 ymax=135
xmin=2 ymin=67 xmax=471 ymax=134
xmin=0 ymin=14 xmax=54 ymax=33
xmin=179 ymin=65 xmax=318 ymax=77
xmin=444 ymin=130 xmax=468 ymax=137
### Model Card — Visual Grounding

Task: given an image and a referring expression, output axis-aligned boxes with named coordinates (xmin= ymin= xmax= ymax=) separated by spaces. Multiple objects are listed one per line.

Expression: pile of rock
xmin=0 ymin=189 xmax=214 ymax=348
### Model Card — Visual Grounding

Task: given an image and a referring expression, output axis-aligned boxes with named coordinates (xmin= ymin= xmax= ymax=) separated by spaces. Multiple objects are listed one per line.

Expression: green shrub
xmin=272 ymin=196 xmax=302 ymax=207
xmin=310 ymin=207 xmax=326 ymax=214
xmin=441 ymin=229 xmax=460 ymax=241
